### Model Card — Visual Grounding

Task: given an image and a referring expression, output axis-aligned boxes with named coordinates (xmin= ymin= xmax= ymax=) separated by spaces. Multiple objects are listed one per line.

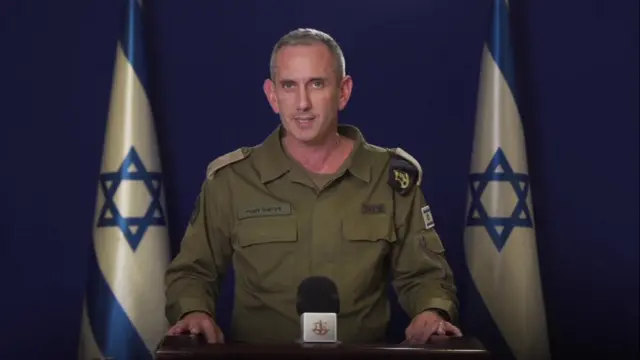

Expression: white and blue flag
xmin=463 ymin=0 xmax=550 ymax=359
xmin=78 ymin=0 xmax=170 ymax=359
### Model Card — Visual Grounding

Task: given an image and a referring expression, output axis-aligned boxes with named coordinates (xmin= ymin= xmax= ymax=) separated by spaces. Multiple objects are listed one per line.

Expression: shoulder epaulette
xmin=206 ymin=147 xmax=251 ymax=180
xmin=387 ymin=147 xmax=423 ymax=196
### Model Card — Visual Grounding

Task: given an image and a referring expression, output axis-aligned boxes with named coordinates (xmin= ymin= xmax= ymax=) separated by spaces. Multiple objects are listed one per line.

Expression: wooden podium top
xmin=156 ymin=334 xmax=490 ymax=359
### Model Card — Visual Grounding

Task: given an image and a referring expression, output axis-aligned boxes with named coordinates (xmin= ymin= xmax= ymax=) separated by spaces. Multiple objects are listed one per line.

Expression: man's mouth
xmin=293 ymin=116 xmax=315 ymax=127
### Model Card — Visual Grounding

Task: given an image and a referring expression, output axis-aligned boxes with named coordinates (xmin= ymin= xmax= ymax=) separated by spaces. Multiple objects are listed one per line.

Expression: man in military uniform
xmin=164 ymin=28 xmax=462 ymax=344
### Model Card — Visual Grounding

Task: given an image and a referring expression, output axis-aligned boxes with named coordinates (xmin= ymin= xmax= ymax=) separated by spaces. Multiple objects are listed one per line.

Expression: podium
xmin=156 ymin=334 xmax=491 ymax=359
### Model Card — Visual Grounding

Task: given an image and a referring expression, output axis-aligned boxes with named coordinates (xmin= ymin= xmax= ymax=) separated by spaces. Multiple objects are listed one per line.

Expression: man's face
xmin=264 ymin=43 xmax=352 ymax=144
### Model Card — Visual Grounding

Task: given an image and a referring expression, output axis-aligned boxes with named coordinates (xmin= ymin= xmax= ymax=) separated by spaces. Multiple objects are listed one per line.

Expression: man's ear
xmin=263 ymin=78 xmax=279 ymax=113
xmin=338 ymin=75 xmax=353 ymax=111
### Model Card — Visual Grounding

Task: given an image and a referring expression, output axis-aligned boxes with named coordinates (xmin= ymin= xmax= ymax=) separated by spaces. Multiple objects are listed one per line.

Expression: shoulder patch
xmin=206 ymin=147 xmax=251 ymax=180
xmin=387 ymin=147 xmax=423 ymax=196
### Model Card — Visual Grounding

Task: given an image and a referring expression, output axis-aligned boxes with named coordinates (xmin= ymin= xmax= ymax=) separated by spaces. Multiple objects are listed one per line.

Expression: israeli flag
xmin=78 ymin=1 xmax=170 ymax=359
xmin=463 ymin=0 xmax=551 ymax=359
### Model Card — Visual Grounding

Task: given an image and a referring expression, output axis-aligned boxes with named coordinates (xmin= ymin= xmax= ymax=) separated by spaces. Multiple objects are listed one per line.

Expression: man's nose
xmin=296 ymin=88 xmax=311 ymax=111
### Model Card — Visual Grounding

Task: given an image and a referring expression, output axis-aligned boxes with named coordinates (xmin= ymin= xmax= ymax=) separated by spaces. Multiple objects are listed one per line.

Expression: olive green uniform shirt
xmin=165 ymin=124 xmax=458 ymax=344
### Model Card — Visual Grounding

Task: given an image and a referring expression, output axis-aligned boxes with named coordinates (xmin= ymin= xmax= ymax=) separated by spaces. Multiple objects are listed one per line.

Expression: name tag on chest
xmin=238 ymin=203 xmax=292 ymax=219
xmin=361 ymin=203 xmax=386 ymax=215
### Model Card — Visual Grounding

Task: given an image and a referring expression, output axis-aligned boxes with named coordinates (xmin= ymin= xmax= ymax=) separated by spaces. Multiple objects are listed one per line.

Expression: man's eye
xmin=282 ymin=83 xmax=294 ymax=89
xmin=311 ymin=81 xmax=324 ymax=88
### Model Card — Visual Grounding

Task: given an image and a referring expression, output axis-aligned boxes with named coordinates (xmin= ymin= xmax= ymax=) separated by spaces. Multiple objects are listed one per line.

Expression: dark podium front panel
xmin=156 ymin=334 xmax=491 ymax=359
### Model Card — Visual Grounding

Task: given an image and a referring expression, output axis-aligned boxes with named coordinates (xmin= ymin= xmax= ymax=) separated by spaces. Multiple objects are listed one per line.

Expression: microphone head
xmin=296 ymin=276 xmax=340 ymax=315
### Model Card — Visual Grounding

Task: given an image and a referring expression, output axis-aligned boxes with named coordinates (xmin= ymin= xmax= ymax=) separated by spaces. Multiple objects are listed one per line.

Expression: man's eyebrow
xmin=277 ymin=77 xmax=329 ymax=86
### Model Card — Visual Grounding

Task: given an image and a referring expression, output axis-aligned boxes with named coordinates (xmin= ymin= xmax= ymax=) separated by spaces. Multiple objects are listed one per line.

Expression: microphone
xmin=296 ymin=276 xmax=340 ymax=343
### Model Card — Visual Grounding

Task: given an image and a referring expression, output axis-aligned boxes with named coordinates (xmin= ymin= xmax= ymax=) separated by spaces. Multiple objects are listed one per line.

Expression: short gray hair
xmin=269 ymin=28 xmax=346 ymax=81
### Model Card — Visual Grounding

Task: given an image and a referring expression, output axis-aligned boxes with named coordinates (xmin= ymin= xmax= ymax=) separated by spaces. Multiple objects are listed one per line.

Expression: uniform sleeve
xmin=164 ymin=176 xmax=233 ymax=324
xmin=390 ymin=186 xmax=459 ymax=324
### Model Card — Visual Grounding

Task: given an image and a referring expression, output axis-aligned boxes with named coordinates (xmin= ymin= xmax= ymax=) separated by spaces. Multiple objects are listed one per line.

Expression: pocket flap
xmin=420 ymin=230 xmax=445 ymax=254
xmin=236 ymin=217 xmax=298 ymax=247
xmin=342 ymin=215 xmax=396 ymax=242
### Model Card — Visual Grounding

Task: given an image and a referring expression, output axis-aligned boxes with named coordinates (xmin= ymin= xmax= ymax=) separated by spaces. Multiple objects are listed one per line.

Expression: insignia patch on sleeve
xmin=421 ymin=205 xmax=435 ymax=229
xmin=387 ymin=148 xmax=422 ymax=196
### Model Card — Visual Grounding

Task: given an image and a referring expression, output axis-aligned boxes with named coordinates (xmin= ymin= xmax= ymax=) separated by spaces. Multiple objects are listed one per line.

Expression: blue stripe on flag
xmin=461 ymin=273 xmax=516 ymax=360
xmin=120 ymin=0 xmax=149 ymax=90
xmin=86 ymin=246 xmax=153 ymax=360
xmin=486 ymin=0 xmax=519 ymax=104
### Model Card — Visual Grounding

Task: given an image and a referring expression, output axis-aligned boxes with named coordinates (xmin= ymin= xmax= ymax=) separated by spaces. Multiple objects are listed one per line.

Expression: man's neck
xmin=282 ymin=131 xmax=352 ymax=174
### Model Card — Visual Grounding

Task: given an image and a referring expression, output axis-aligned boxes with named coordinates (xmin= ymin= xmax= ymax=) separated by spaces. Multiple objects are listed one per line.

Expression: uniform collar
xmin=255 ymin=124 xmax=372 ymax=184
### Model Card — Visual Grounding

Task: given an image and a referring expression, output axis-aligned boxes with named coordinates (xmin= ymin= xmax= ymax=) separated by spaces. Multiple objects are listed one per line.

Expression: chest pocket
xmin=338 ymin=214 xmax=396 ymax=304
xmin=233 ymin=216 xmax=299 ymax=291
xmin=341 ymin=214 xmax=397 ymax=260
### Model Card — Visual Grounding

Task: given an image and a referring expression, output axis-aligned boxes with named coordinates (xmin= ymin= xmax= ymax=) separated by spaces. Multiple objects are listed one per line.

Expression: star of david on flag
xmin=97 ymin=147 xmax=166 ymax=250
xmin=466 ymin=147 xmax=533 ymax=251
xmin=78 ymin=1 xmax=170 ymax=360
